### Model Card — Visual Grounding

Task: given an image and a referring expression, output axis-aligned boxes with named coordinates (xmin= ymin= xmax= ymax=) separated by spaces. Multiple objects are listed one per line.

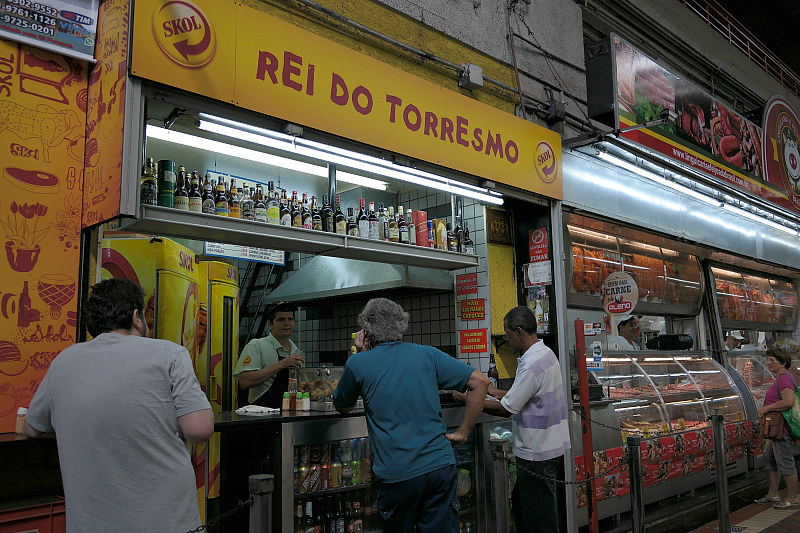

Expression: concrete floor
xmin=690 ymin=489 xmax=800 ymax=533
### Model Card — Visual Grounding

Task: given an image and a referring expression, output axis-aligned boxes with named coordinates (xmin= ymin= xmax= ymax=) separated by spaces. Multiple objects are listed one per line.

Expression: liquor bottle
xmin=407 ymin=209 xmax=416 ymax=245
xmin=294 ymin=503 xmax=305 ymax=533
xmin=334 ymin=196 xmax=347 ymax=235
xmin=280 ymin=189 xmax=291 ymax=226
xmin=301 ymin=193 xmax=313 ymax=229
xmin=157 ymin=159 xmax=176 ymax=208
xmin=463 ymin=224 xmax=475 ymax=255
xmin=368 ymin=201 xmax=379 ymax=240
xmin=266 ymin=181 xmax=280 ymax=224
xmin=398 ymin=206 xmax=409 ymax=244
xmin=173 ymin=166 xmax=189 ymax=210
xmin=427 ymin=221 xmax=435 ymax=248
xmin=453 ymin=219 xmax=464 ymax=253
xmin=488 ymin=352 xmax=499 ymax=388
xmin=320 ymin=194 xmax=334 ymax=232
xmin=346 ymin=207 xmax=359 ymax=237
xmin=291 ymin=191 xmax=302 ymax=227
xmin=388 ymin=206 xmax=399 ymax=243
xmin=357 ymin=198 xmax=369 ymax=238
xmin=229 ymin=178 xmax=241 ymax=218
xmin=241 ymin=184 xmax=255 ymax=220
xmin=326 ymin=496 xmax=338 ymax=533
xmin=377 ymin=204 xmax=389 ymax=241
xmin=214 ymin=177 xmax=229 ymax=216
xmin=447 ymin=223 xmax=458 ymax=251
xmin=253 ymin=184 xmax=267 ymax=222
xmin=335 ymin=497 xmax=346 ymax=533
xmin=311 ymin=196 xmax=322 ymax=231
xmin=188 ymin=171 xmax=202 ymax=212
xmin=202 ymin=175 xmax=215 ymax=214
xmin=301 ymin=501 xmax=314 ymax=532
xmin=351 ymin=501 xmax=363 ymax=532
xmin=140 ymin=157 xmax=157 ymax=205
xmin=313 ymin=498 xmax=325 ymax=532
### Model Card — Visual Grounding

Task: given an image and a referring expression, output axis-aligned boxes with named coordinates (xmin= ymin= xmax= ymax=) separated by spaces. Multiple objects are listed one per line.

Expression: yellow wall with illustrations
xmin=488 ymin=243 xmax=518 ymax=378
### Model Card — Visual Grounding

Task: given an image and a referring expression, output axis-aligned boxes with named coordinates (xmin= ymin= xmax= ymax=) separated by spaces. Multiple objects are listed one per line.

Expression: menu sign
xmin=610 ymin=34 xmax=800 ymax=214
xmin=0 ymin=0 xmax=99 ymax=61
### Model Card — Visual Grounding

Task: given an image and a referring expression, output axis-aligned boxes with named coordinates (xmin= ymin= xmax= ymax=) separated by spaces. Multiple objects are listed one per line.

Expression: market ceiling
xmin=721 ymin=0 xmax=800 ymax=87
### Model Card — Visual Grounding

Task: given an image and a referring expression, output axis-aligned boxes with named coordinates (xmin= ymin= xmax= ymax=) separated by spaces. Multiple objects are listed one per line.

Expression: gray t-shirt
xmin=26 ymin=332 xmax=211 ymax=533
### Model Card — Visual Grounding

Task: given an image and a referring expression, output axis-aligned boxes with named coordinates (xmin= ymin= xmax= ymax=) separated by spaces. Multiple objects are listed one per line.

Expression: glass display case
xmin=727 ymin=350 xmax=773 ymax=407
xmin=712 ymin=267 xmax=798 ymax=328
xmin=595 ymin=351 xmax=746 ymax=440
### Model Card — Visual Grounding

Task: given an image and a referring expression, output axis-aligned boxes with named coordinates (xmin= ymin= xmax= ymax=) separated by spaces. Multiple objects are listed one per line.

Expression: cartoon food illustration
xmin=1 ymin=201 xmax=49 ymax=273
xmin=37 ymin=274 xmax=77 ymax=319
xmin=0 ymin=341 xmax=27 ymax=377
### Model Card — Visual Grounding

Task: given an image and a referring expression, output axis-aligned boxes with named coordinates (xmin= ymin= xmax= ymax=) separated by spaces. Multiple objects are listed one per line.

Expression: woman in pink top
xmin=754 ymin=349 xmax=800 ymax=508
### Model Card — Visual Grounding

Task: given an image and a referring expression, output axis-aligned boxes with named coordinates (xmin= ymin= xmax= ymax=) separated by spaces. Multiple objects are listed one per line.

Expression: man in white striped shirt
xmin=455 ymin=306 xmax=570 ymax=532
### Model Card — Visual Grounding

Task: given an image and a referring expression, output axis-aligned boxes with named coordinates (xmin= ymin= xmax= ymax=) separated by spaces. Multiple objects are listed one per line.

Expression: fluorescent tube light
xmin=197 ymin=115 xmax=504 ymax=205
xmin=597 ymin=151 xmax=721 ymax=206
xmin=146 ymin=125 xmax=387 ymax=191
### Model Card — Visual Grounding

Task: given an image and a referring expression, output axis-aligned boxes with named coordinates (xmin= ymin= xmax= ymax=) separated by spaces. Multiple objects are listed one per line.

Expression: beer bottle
xmin=301 ymin=193 xmax=312 ymax=229
xmin=407 ymin=209 xmax=416 ymax=245
xmin=173 ymin=166 xmax=189 ymax=211
xmin=266 ymin=181 xmax=280 ymax=224
xmin=347 ymin=207 xmax=359 ymax=237
xmin=398 ymin=206 xmax=409 ymax=244
xmin=229 ymin=178 xmax=241 ymax=218
xmin=254 ymin=184 xmax=267 ymax=222
xmin=140 ymin=157 xmax=157 ymax=206
xmin=321 ymin=194 xmax=334 ymax=232
xmin=241 ymin=183 xmax=255 ymax=220
xmin=388 ymin=206 xmax=399 ymax=242
xmin=334 ymin=195 xmax=347 ymax=235
xmin=157 ymin=159 xmax=176 ymax=208
xmin=214 ymin=177 xmax=229 ymax=216
xmin=202 ymin=176 xmax=215 ymax=214
xmin=357 ymin=199 xmax=369 ymax=238
xmin=188 ymin=171 xmax=202 ymax=212
xmin=279 ymin=189 xmax=291 ymax=226
xmin=488 ymin=352 xmax=499 ymax=388
xmin=311 ymin=196 xmax=322 ymax=231
xmin=291 ymin=191 xmax=302 ymax=227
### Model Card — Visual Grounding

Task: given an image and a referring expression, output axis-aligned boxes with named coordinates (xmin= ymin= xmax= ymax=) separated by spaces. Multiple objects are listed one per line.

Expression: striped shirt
xmin=501 ymin=340 xmax=571 ymax=461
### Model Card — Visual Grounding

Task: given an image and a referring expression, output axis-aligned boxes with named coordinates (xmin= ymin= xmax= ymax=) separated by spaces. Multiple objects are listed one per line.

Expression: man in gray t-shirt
xmin=25 ymin=278 xmax=213 ymax=533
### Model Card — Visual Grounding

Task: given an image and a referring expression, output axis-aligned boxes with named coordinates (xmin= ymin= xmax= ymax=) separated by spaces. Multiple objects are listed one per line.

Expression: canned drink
xmin=301 ymin=464 xmax=321 ymax=493
xmin=342 ymin=461 xmax=353 ymax=487
xmin=330 ymin=461 xmax=342 ymax=488
xmin=320 ymin=464 xmax=331 ymax=490
xmin=298 ymin=445 xmax=311 ymax=467
xmin=351 ymin=459 xmax=362 ymax=485
xmin=297 ymin=465 xmax=309 ymax=493
xmin=310 ymin=443 xmax=322 ymax=465
xmin=321 ymin=441 xmax=332 ymax=464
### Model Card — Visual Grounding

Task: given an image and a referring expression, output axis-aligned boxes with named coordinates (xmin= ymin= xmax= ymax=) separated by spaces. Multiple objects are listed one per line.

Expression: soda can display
xmin=321 ymin=441 xmax=332 ymax=464
xmin=297 ymin=465 xmax=309 ymax=493
xmin=330 ymin=461 xmax=342 ymax=488
xmin=320 ymin=463 xmax=331 ymax=490
xmin=298 ymin=445 xmax=311 ymax=467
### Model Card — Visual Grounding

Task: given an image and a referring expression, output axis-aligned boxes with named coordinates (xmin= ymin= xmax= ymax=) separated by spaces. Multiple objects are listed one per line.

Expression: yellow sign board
xmin=130 ymin=0 xmax=562 ymax=198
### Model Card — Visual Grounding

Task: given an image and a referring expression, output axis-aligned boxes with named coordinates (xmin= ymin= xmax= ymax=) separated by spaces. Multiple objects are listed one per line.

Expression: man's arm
xmin=178 ymin=409 xmax=215 ymax=442
xmin=452 ymin=390 xmax=512 ymax=417
xmin=445 ymin=370 xmax=490 ymax=446
xmin=237 ymin=352 xmax=305 ymax=391
xmin=23 ymin=420 xmax=54 ymax=438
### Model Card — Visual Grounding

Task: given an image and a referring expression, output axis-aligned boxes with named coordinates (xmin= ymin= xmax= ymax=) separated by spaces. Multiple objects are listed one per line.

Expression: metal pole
xmin=711 ymin=411 xmax=730 ymax=533
xmin=574 ymin=319 xmax=599 ymax=533
xmin=627 ymin=436 xmax=644 ymax=533
xmin=249 ymin=474 xmax=274 ymax=533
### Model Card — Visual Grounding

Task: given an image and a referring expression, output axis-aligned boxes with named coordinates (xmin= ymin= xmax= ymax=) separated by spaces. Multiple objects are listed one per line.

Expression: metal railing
xmin=681 ymin=0 xmax=800 ymax=97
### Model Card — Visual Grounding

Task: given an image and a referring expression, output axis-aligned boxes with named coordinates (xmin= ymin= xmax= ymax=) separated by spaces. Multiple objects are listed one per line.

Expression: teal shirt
xmin=234 ymin=334 xmax=298 ymax=403
xmin=333 ymin=341 xmax=474 ymax=483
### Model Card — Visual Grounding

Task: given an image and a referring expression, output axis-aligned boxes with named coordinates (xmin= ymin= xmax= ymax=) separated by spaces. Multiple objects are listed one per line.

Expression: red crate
xmin=0 ymin=499 xmax=65 ymax=533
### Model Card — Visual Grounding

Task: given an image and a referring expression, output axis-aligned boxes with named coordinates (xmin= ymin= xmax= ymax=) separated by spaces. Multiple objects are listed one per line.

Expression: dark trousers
xmin=375 ymin=464 xmax=460 ymax=533
xmin=512 ymin=455 xmax=564 ymax=533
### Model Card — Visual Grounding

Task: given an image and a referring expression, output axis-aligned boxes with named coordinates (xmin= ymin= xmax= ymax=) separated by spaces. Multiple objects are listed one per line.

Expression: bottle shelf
xmin=123 ymin=206 xmax=479 ymax=270
xmin=295 ymin=483 xmax=373 ymax=499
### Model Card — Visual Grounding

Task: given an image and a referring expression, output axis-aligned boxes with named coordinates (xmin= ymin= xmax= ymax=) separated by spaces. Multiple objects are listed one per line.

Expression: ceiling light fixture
xmin=197 ymin=115 xmax=504 ymax=205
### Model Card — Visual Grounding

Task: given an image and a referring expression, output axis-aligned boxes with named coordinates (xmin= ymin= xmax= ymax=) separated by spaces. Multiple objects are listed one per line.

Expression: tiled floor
xmin=690 ymin=491 xmax=800 ymax=533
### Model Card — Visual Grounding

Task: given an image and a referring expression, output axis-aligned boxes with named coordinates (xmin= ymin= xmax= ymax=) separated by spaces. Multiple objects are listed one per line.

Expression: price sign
xmin=204 ymin=242 xmax=284 ymax=265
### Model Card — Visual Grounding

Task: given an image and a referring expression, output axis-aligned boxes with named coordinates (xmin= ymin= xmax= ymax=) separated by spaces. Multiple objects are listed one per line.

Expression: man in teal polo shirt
xmin=234 ymin=301 xmax=305 ymax=408
xmin=333 ymin=298 xmax=489 ymax=533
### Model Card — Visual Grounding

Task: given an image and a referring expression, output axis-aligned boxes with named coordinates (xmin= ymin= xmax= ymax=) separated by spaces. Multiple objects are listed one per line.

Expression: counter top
xmin=214 ymin=408 xmax=366 ymax=429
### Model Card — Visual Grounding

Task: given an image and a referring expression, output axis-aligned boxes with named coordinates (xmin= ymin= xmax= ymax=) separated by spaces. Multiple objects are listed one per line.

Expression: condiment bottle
xmin=15 ymin=407 xmax=27 ymax=435
xmin=302 ymin=392 xmax=311 ymax=411
xmin=282 ymin=392 xmax=291 ymax=411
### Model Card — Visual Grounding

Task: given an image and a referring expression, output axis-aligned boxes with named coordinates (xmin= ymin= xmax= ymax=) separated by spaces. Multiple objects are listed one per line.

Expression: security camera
xmin=659 ymin=108 xmax=677 ymax=123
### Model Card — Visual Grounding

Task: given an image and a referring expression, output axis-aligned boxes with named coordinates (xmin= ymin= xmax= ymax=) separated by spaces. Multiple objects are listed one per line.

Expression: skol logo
xmin=179 ymin=250 xmax=195 ymax=272
xmin=152 ymin=0 xmax=216 ymax=68
xmin=534 ymin=141 xmax=558 ymax=184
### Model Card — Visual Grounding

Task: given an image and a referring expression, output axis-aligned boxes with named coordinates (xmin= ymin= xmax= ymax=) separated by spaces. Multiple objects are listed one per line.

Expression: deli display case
xmin=712 ymin=266 xmax=798 ymax=331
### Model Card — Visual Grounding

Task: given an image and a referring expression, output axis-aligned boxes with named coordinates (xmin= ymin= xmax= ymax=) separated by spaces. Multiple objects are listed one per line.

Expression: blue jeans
xmin=375 ymin=464 xmax=460 ymax=533
xmin=512 ymin=456 xmax=563 ymax=533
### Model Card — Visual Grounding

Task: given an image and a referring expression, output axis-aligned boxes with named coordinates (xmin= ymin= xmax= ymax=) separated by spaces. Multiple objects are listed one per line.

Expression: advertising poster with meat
xmin=81 ymin=0 xmax=127 ymax=228
xmin=0 ymin=0 xmax=99 ymax=62
xmin=612 ymin=35 xmax=800 ymax=215
xmin=0 ymin=39 xmax=84 ymax=433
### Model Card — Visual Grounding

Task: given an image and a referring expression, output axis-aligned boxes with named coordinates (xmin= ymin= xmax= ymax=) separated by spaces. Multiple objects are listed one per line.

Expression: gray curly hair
xmin=358 ymin=298 xmax=409 ymax=346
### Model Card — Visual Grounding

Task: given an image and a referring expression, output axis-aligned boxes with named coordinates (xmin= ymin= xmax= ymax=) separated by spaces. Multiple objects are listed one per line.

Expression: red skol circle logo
xmin=152 ymin=0 xmax=216 ymax=68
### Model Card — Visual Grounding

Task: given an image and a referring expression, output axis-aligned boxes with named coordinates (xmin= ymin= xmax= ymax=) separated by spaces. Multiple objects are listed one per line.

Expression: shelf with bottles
xmin=294 ymin=437 xmax=374 ymax=497
xmin=294 ymin=488 xmax=380 ymax=533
